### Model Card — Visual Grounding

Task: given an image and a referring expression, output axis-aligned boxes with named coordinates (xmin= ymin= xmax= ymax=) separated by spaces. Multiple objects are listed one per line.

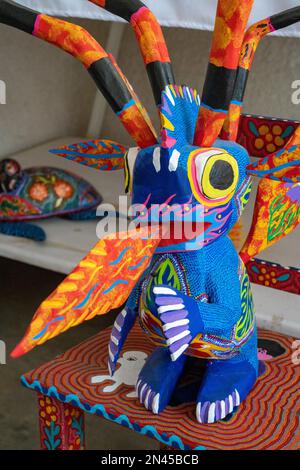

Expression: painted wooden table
xmin=21 ymin=323 xmax=300 ymax=450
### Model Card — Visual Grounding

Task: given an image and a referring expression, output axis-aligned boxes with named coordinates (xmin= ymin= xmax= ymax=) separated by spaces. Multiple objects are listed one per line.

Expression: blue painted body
xmin=108 ymin=86 xmax=258 ymax=424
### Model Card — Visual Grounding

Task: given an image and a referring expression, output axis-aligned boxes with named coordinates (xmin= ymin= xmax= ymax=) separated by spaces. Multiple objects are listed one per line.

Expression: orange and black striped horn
xmin=89 ymin=0 xmax=175 ymax=106
xmin=222 ymin=6 xmax=300 ymax=142
xmin=0 ymin=0 xmax=157 ymax=148
xmin=194 ymin=0 xmax=254 ymax=147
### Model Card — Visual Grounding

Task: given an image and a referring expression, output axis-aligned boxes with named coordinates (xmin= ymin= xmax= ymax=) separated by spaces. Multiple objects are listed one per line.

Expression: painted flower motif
xmin=39 ymin=396 xmax=58 ymax=427
xmin=257 ymin=267 xmax=278 ymax=287
xmin=249 ymin=121 xmax=294 ymax=154
xmin=28 ymin=181 xmax=49 ymax=202
xmin=54 ymin=180 xmax=74 ymax=199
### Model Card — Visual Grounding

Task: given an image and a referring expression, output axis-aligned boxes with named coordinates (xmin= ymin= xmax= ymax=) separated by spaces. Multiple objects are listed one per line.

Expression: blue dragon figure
xmin=2 ymin=0 xmax=300 ymax=424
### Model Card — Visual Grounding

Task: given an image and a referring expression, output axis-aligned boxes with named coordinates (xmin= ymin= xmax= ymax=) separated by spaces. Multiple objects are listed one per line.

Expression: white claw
xmin=107 ymin=361 xmax=112 ymax=377
xmin=136 ymin=379 xmax=141 ymax=393
xmin=158 ymin=304 xmax=184 ymax=314
xmin=144 ymin=389 xmax=151 ymax=409
xmin=152 ymin=393 xmax=160 ymax=414
xmin=167 ymin=330 xmax=190 ymax=345
xmin=220 ymin=400 xmax=226 ymax=419
xmin=228 ymin=395 xmax=233 ymax=413
xmin=196 ymin=403 xmax=202 ymax=423
xmin=171 ymin=344 xmax=188 ymax=361
xmin=162 ymin=319 xmax=189 ymax=331
xmin=110 ymin=335 xmax=119 ymax=346
xmin=139 ymin=384 xmax=147 ymax=402
xmin=108 ymin=345 xmax=114 ymax=362
xmin=121 ymin=309 xmax=127 ymax=317
xmin=235 ymin=389 xmax=240 ymax=407
xmin=153 ymin=287 xmax=176 ymax=295
xmin=207 ymin=402 xmax=216 ymax=424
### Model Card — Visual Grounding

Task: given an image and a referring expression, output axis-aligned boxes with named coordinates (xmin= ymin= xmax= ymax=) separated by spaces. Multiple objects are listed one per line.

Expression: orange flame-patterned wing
xmin=240 ymin=179 xmax=300 ymax=263
xmin=11 ymin=227 xmax=161 ymax=358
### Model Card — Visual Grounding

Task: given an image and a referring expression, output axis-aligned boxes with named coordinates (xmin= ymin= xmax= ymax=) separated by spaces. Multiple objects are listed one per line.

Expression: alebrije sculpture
xmin=0 ymin=156 xmax=106 ymax=240
xmin=1 ymin=0 xmax=299 ymax=424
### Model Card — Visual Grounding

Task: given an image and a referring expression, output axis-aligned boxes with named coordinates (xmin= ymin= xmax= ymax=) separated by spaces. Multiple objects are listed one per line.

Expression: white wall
xmin=0 ymin=18 xmax=110 ymax=157
xmin=0 ymin=22 xmax=299 ymax=155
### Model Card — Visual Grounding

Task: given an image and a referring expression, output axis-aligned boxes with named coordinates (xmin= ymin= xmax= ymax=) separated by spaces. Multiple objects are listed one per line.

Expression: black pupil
xmin=209 ymin=160 xmax=234 ymax=190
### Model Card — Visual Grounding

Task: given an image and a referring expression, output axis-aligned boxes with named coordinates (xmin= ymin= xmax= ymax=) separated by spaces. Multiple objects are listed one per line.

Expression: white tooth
xmin=114 ymin=322 xmax=121 ymax=332
xmin=110 ymin=335 xmax=119 ymax=346
xmin=196 ymin=403 xmax=202 ymax=423
xmin=158 ymin=304 xmax=184 ymax=314
xmin=152 ymin=147 xmax=161 ymax=173
xmin=167 ymin=330 xmax=190 ymax=345
xmin=235 ymin=389 xmax=240 ymax=407
xmin=228 ymin=395 xmax=233 ymax=413
xmin=153 ymin=287 xmax=176 ymax=295
xmin=171 ymin=344 xmax=188 ymax=361
xmin=144 ymin=389 xmax=151 ymax=409
xmin=152 ymin=394 xmax=160 ymax=414
xmin=162 ymin=319 xmax=189 ymax=331
xmin=168 ymin=149 xmax=180 ymax=172
xmin=207 ymin=403 xmax=216 ymax=424
xmin=220 ymin=400 xmax=226 ymax=419
xmin=165 ymin=87 xmax=175 ymax=106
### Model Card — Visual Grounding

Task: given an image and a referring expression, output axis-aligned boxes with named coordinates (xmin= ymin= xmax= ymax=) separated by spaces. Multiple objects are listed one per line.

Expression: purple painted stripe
xmin=165 ymin=325 xmax=189 ymax=340
xmin=225 ymin=397 xmax=230 ymax=416
xmin=215 ymin=400 xmax=222 ymax=421
xmin=140 ymin=384 xmax=149 ymax=402
xmin=169 ymin=334 xmax=191 ymax=353
xmin=155 ymin=296 xmax=183 ymax=306
xmin=111 ymin=326 xmax=121 ymax=340
xmin=200 ymin=401 xmax=210 ymax=423
xmin=109 ymin=341 xmax=118 ymax=356
xmin=160 ymin=309 xmax=188 ymax=323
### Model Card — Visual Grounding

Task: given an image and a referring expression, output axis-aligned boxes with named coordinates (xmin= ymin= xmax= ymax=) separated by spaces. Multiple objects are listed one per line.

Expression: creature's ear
xmin=11 ymin=225 xmax=163 ymax=358
xmin=240 ymin=179 xmax=300 ymax=263
xmin=49 ymin=139 xmax=128 ymax=171
xmin=160 ymin=85 xmax=200 ymax=152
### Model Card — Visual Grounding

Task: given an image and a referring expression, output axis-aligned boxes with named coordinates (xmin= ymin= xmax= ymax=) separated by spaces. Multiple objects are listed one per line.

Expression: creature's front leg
xmin=152 ymin=259 xmax=258 ymax=424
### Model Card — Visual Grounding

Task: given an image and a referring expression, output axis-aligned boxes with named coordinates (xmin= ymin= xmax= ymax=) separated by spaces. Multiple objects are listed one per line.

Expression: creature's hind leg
xmin=196 ymin=331 xmax=258 ymax=424
xmin=136 ymin=347 xmax=187 ymax=414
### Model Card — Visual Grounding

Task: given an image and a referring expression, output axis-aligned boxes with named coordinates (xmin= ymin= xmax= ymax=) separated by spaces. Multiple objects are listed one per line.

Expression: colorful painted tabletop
xmin=22 ymin=323 xmax=300 ymax=450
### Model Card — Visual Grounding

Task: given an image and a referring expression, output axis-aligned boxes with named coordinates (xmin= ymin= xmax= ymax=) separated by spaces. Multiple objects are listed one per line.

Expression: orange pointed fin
xmin=11 ymin=226 xmax=161 ymax=358
xmin=240 ymin=179 xmax=300 ymax=263
xmin=49 ymin=139 xmax=127 ymax=171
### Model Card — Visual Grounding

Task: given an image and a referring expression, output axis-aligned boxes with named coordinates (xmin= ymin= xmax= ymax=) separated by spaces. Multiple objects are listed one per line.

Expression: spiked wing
xmin=240 ymin=179 xmax=300 ymax=263
xmin=11 ymin=226 xmax=162 ymax=358
xmin=49 ymin=139 xmax=127 ymax=171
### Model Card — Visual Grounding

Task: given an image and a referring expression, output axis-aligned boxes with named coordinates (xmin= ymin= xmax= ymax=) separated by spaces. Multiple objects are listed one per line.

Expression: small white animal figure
xmin=91 ymin=351 xmax=148 ymax=398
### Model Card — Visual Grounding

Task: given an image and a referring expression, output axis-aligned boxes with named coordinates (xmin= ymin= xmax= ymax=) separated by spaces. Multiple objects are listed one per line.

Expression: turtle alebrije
xmin=0 ymin=157 xmax=103 ymax=241
xmin=1 ymin=0 xmax=299 ymax=425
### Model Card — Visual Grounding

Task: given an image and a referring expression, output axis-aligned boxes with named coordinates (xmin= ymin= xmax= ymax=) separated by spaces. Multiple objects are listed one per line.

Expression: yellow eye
xmin=188 ymin=149 xmax=239 ymax=206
